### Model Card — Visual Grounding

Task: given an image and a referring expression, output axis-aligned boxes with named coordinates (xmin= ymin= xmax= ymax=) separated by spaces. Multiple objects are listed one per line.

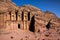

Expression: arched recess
xmin=29 ymin=16 xmax=35 ymax=32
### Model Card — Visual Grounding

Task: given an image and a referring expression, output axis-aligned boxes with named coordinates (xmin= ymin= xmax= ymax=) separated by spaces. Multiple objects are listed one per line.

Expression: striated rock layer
xmin=0 ymin=0 xmax=60 ymax=40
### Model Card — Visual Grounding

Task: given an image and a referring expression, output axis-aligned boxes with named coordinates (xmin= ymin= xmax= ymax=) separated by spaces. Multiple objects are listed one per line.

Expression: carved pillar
xmin=10 ymin=10 xmax=16 ymax=30
xmin=5 ymin=12 xmax=10 ymax=21
xmin=35 ymin=23 xmax=38 ymax=32
xmin=0 ymin=13 xmax=4 ymax=29
xmin=23 ymin=11 xmax=28 ymax=30
xmin=18 ymin=11 xmax=22 ymax=21
xmin=18 ymin=11 xmax=23 ymax=30
xmin=27 ymin=12 xmax=30 ymax=30
xmin=11 ymin=10 xmax=16 ymax=21
xmin=35 ymin=14 xmax=37 ymax=32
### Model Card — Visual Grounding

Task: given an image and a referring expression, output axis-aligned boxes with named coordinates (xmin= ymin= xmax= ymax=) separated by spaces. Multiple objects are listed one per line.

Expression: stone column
xmin=35 ymin=24 xmax=38 ymax=32
xmin=5 ymin=12 xmax=10 ymax=21
xmin=10 ymin=10 xmax=16 ymax=30
xmin=18 ymin=11 xmax=23 ymax=29
xmin=23 ymin=11 xmax=28 ymax=30
xmin=18 ymin=11 xmax=22 ymax=21
xmin=0 ymin=13 xmax=4 ymax=29
xmin=11 ymin=10 xmax=16 ymax=21
xmin=27 ymin=12 xmax=30 ymax=31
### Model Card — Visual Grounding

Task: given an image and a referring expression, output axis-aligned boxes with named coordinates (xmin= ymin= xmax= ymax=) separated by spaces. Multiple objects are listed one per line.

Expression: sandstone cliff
xmin=0 ymin=0 xmax=60 ymax=40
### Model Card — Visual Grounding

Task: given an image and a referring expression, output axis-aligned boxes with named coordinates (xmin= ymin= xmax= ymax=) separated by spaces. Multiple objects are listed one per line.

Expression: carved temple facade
xmin=0 ymin=9 xmax=37 ymax=32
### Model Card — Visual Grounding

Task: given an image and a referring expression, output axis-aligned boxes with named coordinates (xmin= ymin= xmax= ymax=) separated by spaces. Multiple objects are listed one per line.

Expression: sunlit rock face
xmin=0 ymin=0 xmax=60 ymax=40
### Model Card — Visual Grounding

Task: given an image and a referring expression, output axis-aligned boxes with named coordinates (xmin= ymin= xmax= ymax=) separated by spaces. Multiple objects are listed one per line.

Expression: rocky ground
xmin=0 ymin=30 xmax=39 ymax=40
xmin=0 ymin=29 xmax=60 ymax=40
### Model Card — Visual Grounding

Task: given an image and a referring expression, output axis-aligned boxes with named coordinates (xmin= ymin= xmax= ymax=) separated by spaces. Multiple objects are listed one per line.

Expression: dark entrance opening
xmin=28 ymin=12 xmax=30 ymax=21
xmin=22 ymin=12 xmax=24 ymax=21
xmin=46 ymin=20 xmax=51 ymax=29
xmin=9 ymin=12 xmax=11 ymax=20
xmin=29 ymin=16 xmax=35 ymax=32
xmin=16 ymin=10 xmax=18 ymax=20
xmin=18 ymin=24 xmax=20 ymax=29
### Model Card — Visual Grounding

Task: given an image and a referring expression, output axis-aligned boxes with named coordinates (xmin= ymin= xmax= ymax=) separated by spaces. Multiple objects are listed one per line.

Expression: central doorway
xmin=29 ymin=16 xmax=35 ymax=32
xmin=18 ymin=24 xmax=20 ymax=29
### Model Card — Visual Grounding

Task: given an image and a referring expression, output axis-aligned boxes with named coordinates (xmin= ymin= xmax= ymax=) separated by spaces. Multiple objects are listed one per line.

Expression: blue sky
xmin=12 ymin=0 xmax=60 ymax=18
